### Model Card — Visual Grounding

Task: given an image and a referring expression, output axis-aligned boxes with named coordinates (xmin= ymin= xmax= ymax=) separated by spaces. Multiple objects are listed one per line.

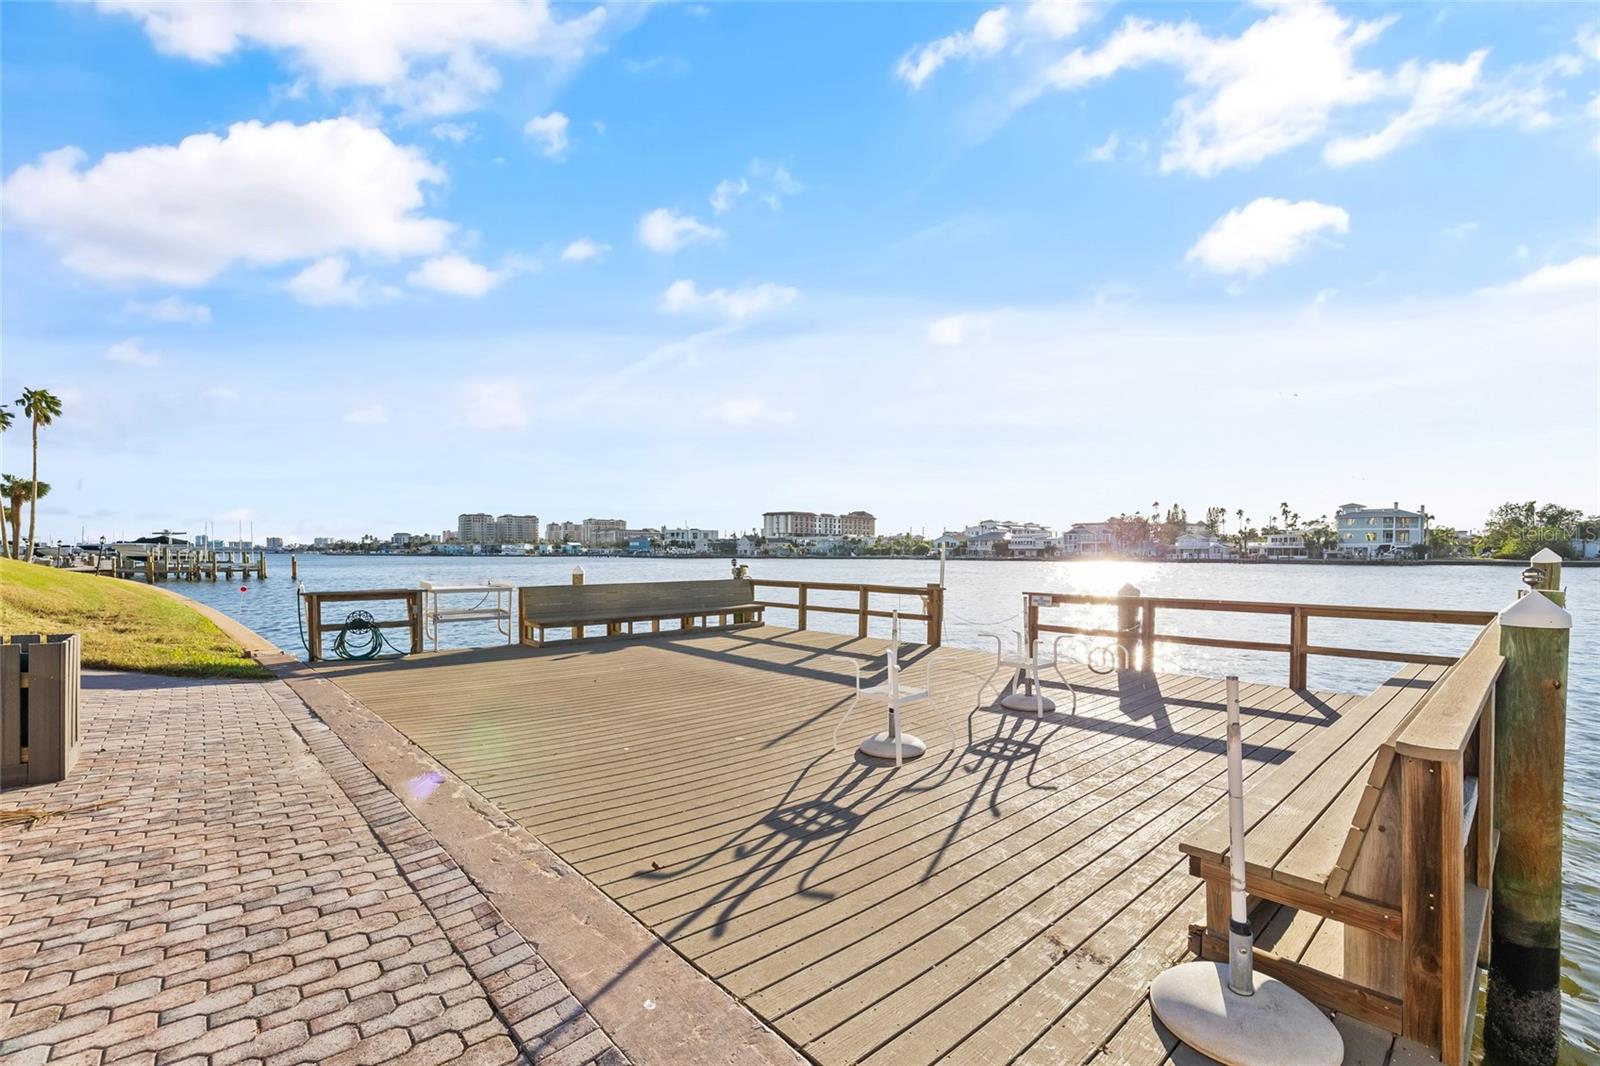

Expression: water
xmin=177 ymin=554 xmax=1599 ymax=1057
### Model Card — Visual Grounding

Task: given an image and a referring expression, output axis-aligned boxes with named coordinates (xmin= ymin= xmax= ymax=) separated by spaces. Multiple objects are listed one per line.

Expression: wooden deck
xmin=314 ymin=625 xmax=1441 ymax=1066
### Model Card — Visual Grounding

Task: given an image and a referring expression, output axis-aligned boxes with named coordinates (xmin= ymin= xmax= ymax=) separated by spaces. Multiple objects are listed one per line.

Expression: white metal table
xmin=419 ymin=580 xmax=515 ymax=651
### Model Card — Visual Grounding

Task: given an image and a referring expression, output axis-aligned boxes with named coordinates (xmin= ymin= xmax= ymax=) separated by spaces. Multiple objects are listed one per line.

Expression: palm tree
xmin=0 ymin=405 xmax=11 ymax=558
xmin=17 ymin=388 xmax=63 ymax=562
xmin=1 ymin=476 xmax=46 ymax=560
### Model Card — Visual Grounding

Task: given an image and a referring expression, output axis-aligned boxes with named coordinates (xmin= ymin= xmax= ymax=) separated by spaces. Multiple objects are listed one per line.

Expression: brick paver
xmin=0 ymin=672 xmax=625 ymax=1065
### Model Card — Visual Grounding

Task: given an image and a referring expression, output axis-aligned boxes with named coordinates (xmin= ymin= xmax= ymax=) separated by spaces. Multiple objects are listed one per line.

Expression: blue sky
xmin=2 ymin=1 xmax=1597 ymax=544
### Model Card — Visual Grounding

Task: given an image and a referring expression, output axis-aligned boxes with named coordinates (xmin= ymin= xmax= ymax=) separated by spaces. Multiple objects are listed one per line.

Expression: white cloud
xmin=344 ymin=403 xmax=389 ymax=425
xmin=287 ymin=256 xmax=398 ymax=307
xmin=659 ymin=279 xmax=797 ymax=321
xmin=1186 ymin=198 xmax=1350 ymax=280
xmin=710 ymin=177 xmax=748 ymax=214
xmin=1483 ymin=255 xmax=1600 ymax=295
xmin=1034 ymin=2 xmax=1579 ymax=176
xmin=714 ymin=397 xmax=795 ymax=426
xmin=1324 ymin=51 xmax=1487 ymax=165
xmin=105 ymin=339 xmax=160 ymax=366
xmin=125 ymin=295 xmax=211 ymax=324
xmin=1045 ymin=4 xmax=1392 ymax=176
xmin=709 ymin=159 xmax=801 ymax=215
xmin=926 ymin=313 xmax=991 ymax=346
xmin=2 ymin=118 xmax=450 ymax=286
xmin=430 ymin=121 xmax=475 ymax=143
xmin=637 ymin=208 xmax=723 ymax=253
xmin=524 ymin=111 xmax=569 ymax=158
xmin=559 ymin=237 xmax=609 ymax=263
xmin=898 ymin=3 xmax=1093 ymax=90
xmin=95 ymin=0 xmax=609 ymax=117
xmin=406 ymin=253 xmax=519 ymax=297
xmin=1085 ymin=131 xmax=1119 ymax=163
xmin=458 ymin=379 xmax=528 ymax=430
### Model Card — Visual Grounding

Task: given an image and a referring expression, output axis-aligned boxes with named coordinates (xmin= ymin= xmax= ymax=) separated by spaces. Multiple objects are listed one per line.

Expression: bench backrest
xmin=520 ymin=578 xmax=757 ymax=622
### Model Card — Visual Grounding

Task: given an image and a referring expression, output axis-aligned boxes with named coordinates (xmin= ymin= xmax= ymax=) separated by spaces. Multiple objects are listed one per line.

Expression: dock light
xmin=1521 ymin=566 xmax=1544 ymax=589
xmin=1148 ymin=676 xmax=1343 ymax=1066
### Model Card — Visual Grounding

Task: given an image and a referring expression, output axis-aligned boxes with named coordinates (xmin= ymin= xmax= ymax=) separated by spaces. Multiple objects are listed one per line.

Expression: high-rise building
xmin=763 ymin=510 xmax=876 ymax=539
xmin=457 ymin=513 xmax=495 ymax=545
xmin=494 ymin=514 xmax=539 ymax=544
xmin=265 ymin=537 xmax=284 ymax=551
xmin=545 ymin=521 xmax=582 ymax=544
xmin=580 ymin=518 xmax=626 ymax=546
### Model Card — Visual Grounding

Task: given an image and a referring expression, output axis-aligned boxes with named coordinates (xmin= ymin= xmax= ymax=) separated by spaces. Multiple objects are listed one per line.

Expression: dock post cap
xmin=1117 ymin=582 xmax=1140 ymax=595
xmin=1150 ymin=962 xmax=1342 ymax=1066
xmin=1500 ymin=591 xmax=1571 ymax=630
xmin=1530 ymin=547 xmax=1563 ymax=563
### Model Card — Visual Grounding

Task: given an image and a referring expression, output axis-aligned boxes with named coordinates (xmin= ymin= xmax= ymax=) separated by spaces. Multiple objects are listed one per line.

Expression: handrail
xmin=751 ymin=578 xmax=943 ymax=647
xmin=1025 ymin=589 xmax=1495 ymax=688
xmin=300 ymin=588 xmax=424 ymax=662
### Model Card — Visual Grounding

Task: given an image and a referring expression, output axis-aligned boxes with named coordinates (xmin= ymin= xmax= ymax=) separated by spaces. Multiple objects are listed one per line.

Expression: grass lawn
xmin=0 ymin=559 xmax=270 ymax=679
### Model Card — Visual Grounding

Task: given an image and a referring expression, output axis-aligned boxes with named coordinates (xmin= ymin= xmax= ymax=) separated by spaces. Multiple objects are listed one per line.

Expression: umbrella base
xmin=1150 ymin=961 xmax=1342 ymax=1066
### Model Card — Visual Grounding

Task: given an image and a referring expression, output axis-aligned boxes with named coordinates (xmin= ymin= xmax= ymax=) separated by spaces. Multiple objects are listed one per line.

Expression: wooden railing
xmin=301 ymin=588 xmax=423 ymax=662
xmin=1025 ymin=589 xmax=1495 ymax=688
xmin=751 ymin=579 xmax=943 ymax=647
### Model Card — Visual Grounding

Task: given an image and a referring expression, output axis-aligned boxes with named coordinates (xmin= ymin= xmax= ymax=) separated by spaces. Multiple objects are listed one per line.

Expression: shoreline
xmin=268 ymin=551 xmax=1599 ymax=567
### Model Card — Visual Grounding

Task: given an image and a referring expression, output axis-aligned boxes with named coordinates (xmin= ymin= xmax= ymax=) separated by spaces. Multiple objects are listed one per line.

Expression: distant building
xmin=1254 ymin=532 xmax=1308 ymax=560
xmin=1057 ymin=523 xmax=1113 ymax=555
xmin=457 ymin=512 xmax=495 ymax=545
xmin=965 ymin=530 xmax=1010 ymax=556
xmin=313 ymin=537 xmax=332 ymax=548
xmin=664 ymin=527 xmax=718 ymax=553
xmin=265 ymin=537 xmax=284 ymax=551
xmin=1336 ymin=502 xmax=1427 ymax=558
xmin=763 ymin=510 xmax=876 ymax=539
xmin=545 ymin=521 xmax=581 ymax=544
xmin=581 ymin=518 xmax=627 ymax=546
xmin=932 ymin=531 xmax=967 ymax=553
xmin=194 ymin=534 xmax=210 ymax=549
xmin=1173 ymin=532 xmax=1231 ymax=559
xmin=495 ymin=514 xmax=539 ymax=545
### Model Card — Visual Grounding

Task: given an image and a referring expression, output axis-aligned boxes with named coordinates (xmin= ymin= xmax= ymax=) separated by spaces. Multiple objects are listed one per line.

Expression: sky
xmin=2 ymin=0 xmax=1597 ymax=545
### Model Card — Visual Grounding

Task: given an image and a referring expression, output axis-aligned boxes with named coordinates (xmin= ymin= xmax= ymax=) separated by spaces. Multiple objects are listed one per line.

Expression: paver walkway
xmin=0 ymin=671 xmax=626 ymax=1066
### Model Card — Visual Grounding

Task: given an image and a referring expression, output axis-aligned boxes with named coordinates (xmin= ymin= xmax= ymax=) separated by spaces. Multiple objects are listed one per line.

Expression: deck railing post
xmin=858 ymin=587 xmax=869 ymax=638
xmin=926 ymin=583 xmax=942 ymax=647
xmin=1116 ymin=584 xmax=1141 ymax=670
xmin=1289 ymin=606 xmax=1309 ymax=689
xmin=1485 ymin=576 xmax=1572 ymax=1066
xmin=798 ymin=584 xmax=808 ymax=631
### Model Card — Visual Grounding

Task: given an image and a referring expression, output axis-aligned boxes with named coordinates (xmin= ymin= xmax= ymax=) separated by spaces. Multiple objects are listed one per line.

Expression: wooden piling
xmin=1116 ymin=583 xmax=1140 ymax=669
xmin=1485 ymin=580 xmax=1572 ymax=1066
xmin=290 ymin=555 xmax=298 ymax=580
xmin=1529 ymin=547 xmax=1564 ymax=606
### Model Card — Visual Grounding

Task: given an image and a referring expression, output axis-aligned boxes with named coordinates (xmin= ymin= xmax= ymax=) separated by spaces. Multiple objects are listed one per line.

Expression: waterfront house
xmin=664 ymin=527 xmax=719 ymax=553
xmin=1173 ymin=532 xmax=1232 ymax=559
xmin=1254 ymin=532 xmax=1310 ymax=560
xmin=932 ymin=531 xmax=967 ymax=554
xmin=1058 ymin=521 xmax=1114 ymax=555
xmin=1336 ymin=501 xmax=1427 ymax=557
xmin=965 ymin=529 xmax=1011 ymax=556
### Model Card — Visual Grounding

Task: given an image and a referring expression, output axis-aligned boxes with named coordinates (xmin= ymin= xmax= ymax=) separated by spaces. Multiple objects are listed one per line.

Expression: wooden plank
xmin=1 ymin=643 xmax=21 ymax=782
xmin=1401 ymin=754 xmax=1462 ymax=1059
xmin=1392 ymin=624 xmax=1502 ymax=761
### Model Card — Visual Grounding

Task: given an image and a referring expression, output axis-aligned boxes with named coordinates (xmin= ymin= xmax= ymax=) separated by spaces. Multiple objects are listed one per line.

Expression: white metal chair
xmin=830 ymin=612 xmax=955 ymax=767
xmin=977 ymin=629 xmax=1078 ymax=716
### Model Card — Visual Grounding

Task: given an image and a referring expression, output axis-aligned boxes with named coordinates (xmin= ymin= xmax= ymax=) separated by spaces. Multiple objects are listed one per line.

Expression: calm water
xmin=178 ymin=554 xmax=1598 ymax=1057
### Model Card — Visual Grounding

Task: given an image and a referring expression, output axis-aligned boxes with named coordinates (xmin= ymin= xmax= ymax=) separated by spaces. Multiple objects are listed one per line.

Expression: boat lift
xmin=419 ymin=580 xmax=516 ymax=651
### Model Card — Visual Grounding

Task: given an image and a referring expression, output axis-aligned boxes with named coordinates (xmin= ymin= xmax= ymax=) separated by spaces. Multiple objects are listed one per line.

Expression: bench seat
xmin=518 ymin=579 xmax=765 ymax=647
xmin=1176 ymin=623 xmax=1503 ymax=1066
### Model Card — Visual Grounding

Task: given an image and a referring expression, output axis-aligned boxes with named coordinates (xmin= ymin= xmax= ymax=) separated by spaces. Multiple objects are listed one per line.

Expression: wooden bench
xmin=1178 ymin=623 xmax=1502 ymax=1066
xmin=519 ymin=579 xmax=765 ymax=647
